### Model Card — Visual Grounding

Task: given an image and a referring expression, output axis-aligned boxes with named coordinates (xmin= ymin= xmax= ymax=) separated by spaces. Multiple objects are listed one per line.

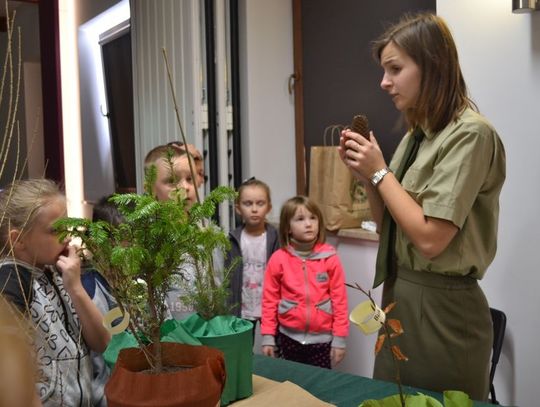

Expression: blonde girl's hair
xmin=0 ymin=178 xmax=64 ymax=257
xmin=278 ymin=196 xmax=325 ymax=246
xmin=0 ymin=295 xmax=37 ymax=407
xmin=236 ymin=177 xmax=272 ymax=206
xmin=372 ymin=12 xmax=476 ymax=133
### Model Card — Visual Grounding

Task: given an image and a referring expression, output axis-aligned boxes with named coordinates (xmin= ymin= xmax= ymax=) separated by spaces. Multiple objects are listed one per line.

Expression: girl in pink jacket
xmin=261 ymin=196 xmax=349 ymax=368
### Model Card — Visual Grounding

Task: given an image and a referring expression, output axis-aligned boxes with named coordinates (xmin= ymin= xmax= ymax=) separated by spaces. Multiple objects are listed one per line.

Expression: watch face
xmin=371 ymin=168 xmax=389 ymax=186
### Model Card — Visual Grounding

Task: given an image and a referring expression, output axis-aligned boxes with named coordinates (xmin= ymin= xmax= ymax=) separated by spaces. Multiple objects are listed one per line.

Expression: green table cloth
xmin=252 ymin=354 xmax=502 ymax=407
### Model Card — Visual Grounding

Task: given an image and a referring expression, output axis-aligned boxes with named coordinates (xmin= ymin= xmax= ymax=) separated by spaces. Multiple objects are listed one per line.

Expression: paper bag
xmin=309 ymin=125 xmax=371 ymax=231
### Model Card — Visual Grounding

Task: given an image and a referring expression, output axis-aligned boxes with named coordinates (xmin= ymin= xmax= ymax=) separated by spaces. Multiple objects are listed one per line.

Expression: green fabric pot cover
xmin=103 ymin=319 xmax=202 ymax=369
xmin=359 ymin=390 xmax=472 ymax=407
xmin=180 ymin=314 xmax=254 ymax=406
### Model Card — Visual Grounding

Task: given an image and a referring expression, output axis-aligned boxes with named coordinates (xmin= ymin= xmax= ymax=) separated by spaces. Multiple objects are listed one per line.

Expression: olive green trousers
xmin=373 ymin=267 xmax=492 ymax=401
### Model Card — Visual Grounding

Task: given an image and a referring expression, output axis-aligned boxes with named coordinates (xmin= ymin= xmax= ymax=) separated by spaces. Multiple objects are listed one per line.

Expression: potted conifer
xmin=54 ymin=156 xmax=238 ymax=406
xmin=55 ymin=47 xmax=255 ymax=406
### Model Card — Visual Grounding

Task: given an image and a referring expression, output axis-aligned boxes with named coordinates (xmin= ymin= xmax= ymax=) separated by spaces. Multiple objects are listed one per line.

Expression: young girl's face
xmin=289 ymin=205 xmax=319 ymax=243
xmin=154 ymin=156 xmax=197 ymax=208
xmin=235 ymin=185 xmax=271 ymax=230
xmin=16 ymin=197 xmax=68 ymax=268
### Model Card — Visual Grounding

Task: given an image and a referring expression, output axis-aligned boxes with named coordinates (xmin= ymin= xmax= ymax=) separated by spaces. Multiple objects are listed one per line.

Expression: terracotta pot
xmin=105 ymin=342 xmax=226 ymax=407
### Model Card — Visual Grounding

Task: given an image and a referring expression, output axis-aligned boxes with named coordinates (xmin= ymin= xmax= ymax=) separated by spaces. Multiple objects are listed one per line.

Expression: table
xmin=252 ymin=354 xmax=499 ymax=407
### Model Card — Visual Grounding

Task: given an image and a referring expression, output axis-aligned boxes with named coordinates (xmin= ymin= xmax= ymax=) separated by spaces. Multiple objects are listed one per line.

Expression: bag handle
xmin=323 ymin=124 xmax=345 ymax=146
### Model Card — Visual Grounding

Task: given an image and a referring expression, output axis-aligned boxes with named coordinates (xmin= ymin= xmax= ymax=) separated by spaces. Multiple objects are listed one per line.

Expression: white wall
xmin=330 ymin=236 xmax=381 ymax=379
xmin=437 ymin=2 xmax=540 ymax=406
xmin=239 ymin=0 xmax=297 ymax=219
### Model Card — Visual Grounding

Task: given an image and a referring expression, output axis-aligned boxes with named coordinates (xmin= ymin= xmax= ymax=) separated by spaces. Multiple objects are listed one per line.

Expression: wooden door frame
xmin=292 ymin=0 xmax=305 ymax=195
xmin=39 ymin=0 xmax=64 ymax=183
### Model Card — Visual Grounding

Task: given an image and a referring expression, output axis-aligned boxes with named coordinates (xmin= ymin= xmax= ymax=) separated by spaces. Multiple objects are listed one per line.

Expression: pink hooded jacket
xmin=261 ymin=243 xmax=349 ymax=347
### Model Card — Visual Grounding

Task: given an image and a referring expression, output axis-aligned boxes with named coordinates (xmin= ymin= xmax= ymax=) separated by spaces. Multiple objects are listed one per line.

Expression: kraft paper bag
xmin=309 ymin=125 xmax=371 ymax=231
xmin=231 ymin=377 xmax=335 ymax=407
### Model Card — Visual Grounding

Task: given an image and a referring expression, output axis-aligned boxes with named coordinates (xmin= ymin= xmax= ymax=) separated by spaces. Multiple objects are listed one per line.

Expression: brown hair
xmin=278 ymin=196 xmax=325 ymax=246
xmin=372 ymin=12 xmax=476 ymax=133
xmin=92 ymin=194 xmax=125 ymax=226
xmin=145 ymin=143 xmax=205 ymax=187
xmin=0 ymin=179 xmax=64 ymax=257
xmin=143 ymin=144 xmax=186 ymax=169
xmin=166 ymin=142 xmax=203 ymax=161
xmin=236 ymin=177 xmax=272 ymax=205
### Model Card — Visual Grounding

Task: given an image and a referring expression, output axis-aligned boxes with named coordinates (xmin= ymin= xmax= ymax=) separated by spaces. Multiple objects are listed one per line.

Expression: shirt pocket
xmin=278 ymin=298 xmax=298 ymax=315
xmin=401 ymin=167 xmax=429 ymax=198
xmin=315 ymin=298 xmax=332 ymax=315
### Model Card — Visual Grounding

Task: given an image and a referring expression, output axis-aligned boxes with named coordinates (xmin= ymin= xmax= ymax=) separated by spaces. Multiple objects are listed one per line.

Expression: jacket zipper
xmin=303 ymin=258 xmax=311 ymax=338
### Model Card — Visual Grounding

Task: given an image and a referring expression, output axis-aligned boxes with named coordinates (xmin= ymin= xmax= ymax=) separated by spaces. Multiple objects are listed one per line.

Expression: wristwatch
xmin=370 ymin=167 xmax=392 ymax=187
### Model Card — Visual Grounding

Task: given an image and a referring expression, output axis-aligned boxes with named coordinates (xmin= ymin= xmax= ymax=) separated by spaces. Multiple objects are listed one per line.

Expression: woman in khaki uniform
xmin=339 ymin=13 xmax=505 ymax=401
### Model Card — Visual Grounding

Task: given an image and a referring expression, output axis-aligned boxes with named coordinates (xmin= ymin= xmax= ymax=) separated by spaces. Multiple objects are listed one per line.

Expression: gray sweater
xmin=225 ymin=223 xmax=280 ymax=317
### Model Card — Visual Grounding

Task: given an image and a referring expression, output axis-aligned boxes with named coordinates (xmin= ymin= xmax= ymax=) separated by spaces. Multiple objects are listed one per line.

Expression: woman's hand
xmin=262 ymin=345 xmax=276 ymax=358
xmin=331 ymin=347 xmax=346 ymax=367
xmin=339 ymin=129 xmax=387 ymax=180
xmin=56 ymin=245 xmax=82 ymax=294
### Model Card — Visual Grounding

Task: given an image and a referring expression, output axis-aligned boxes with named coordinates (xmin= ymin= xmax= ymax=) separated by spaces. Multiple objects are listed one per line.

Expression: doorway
xmin=100 ymin=22 xmax=136 ymax=193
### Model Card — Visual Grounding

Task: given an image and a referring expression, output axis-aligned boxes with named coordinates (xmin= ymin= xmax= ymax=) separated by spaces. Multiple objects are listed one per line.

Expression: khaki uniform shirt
xmin=388 ymin=108 xmax=506 ymax=279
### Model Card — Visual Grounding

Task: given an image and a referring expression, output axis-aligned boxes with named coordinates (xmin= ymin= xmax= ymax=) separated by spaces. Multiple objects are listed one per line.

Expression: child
xmin=82 ymin=195 xmax=122 ymax=314
xmin=225 ymin=178 xmax=279 ymax=330
xmin=261 ymin=196 xmax=348 ymax=369
xmin=166 ymin=141 xmax=205 ymax=187
xmin=144 ymin=144 xmax=204 ymax=320
xmin=144 ymin=144 xmax=198 ymax=209
xmin=80 ymin=194 xmax=123 ymax=407
xmin=0 ymin=179 xmax=111 ymax=406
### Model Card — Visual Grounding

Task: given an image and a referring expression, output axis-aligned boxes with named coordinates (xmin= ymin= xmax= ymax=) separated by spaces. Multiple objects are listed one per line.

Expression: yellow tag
xmin=102 ymin=307 xmax=130 ymax=335
xmin=349 ymin=300 xmax=386 ymax=335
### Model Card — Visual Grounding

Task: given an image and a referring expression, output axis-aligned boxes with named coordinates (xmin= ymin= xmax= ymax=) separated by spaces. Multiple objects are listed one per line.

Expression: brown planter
xmin=105 ymin=342 xmax=226 ymax=407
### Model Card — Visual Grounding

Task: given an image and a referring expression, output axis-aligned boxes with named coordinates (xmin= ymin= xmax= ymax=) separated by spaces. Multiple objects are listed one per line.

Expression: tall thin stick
xmin=161 ymin=47 xmax=201 ymax=204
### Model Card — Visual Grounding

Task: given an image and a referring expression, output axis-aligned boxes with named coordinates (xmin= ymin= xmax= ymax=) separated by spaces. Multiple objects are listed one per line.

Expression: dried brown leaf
xmin=391 ymin=345 xmax=409 ymax=361
xmin=387 ymin=319 xmax=404 ymax=335
xmin=383 ymin=302 xmax=397 ymax=314
xmin=374 ymin=334 xmax=386 ymax=355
